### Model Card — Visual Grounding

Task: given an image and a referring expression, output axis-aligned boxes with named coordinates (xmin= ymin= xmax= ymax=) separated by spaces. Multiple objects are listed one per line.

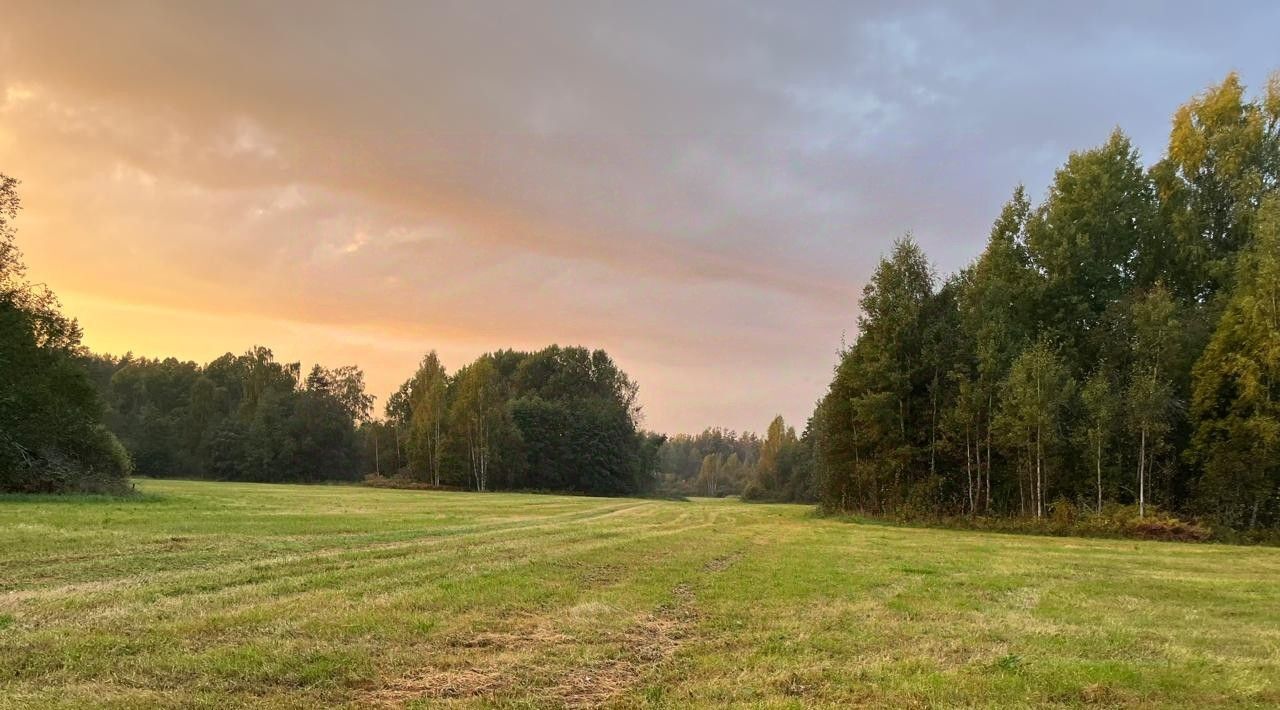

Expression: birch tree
xmin=998 ymin=339 xmax=1075 ymax=518
xmin=1080 ymin=368 xmax=1119 ymax=513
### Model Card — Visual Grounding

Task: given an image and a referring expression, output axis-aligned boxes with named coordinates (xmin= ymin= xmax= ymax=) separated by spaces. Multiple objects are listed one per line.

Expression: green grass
xmin=1 ymin=480 xmax=1278 ymax=708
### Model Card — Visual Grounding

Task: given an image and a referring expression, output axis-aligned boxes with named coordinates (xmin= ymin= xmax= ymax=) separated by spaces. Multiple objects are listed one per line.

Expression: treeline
xmin=812 ymin=73 xmax=1280 ymax=531
xmin=82 ymin=350 xmax=370 ymax=483
xmin=80 ymin=345 xmax=661 ymax=494
xmin=0 ymin=175 xmax=133 ymax=493
xmin=654 ymin=416 xmax=816 ymax=501
xmin=1 ymin=169 xmax=661 ymax=496
xmin=363 ymin=346 xmax=662 ymax=495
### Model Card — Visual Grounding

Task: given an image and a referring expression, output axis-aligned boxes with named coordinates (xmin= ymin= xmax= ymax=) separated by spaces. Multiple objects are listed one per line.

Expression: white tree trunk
xmin=1096 ymin=435 xmax=1103 ymax=514
xmin=965 ymin=429 xmax=974 ymax=515
xmin=1138 ymin=426 xmax=1147 ymax=518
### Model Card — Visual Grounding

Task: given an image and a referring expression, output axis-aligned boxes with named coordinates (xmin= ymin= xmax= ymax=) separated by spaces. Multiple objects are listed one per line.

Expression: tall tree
xmin=1027 ymin=129 xmax=1154 ymax=368
xmin=1190 ymin=196 xmax=1280 ymax=529
xmin=1126 ymin=285 xmax=1181 ymax=516
xmin=405 ymin=352 xmax=449 ymax=485
xmin=697 ymin=453 xmax=722 ymax=497
xmin=997 ymin=339 xmax=1075 ymax=518
xmin=450 ymin=357 xmax=505 ymax=492
xmin=1159 ymin=72 xmax=1280 ymax=300
xmin=754 ymin=415 xmax=797 ymax=493
xmin=823 ymin=236 xmax=935 ymax=512
xmin=958 ymin=187 xmax=1036 ymax=512
xmin=1080 ymin=368 xmax=1120 ymax=513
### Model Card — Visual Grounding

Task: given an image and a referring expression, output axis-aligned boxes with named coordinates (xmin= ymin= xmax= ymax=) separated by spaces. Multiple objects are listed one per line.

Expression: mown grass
xmin=1 ymin=479 xmax=1277 ymax=708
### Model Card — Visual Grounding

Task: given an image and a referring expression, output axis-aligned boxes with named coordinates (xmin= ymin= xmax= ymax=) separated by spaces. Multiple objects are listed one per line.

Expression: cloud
xmin=1 ymin=1 xmax=1277 ymax=432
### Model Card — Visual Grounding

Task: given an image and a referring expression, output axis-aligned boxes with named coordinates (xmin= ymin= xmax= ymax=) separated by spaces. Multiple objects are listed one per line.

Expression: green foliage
xmin=0 ymin=174 xmax=132 ymax=494
xmin=397 ymin=352 xmax=448 ymax=484
xmin=882 ymin=503 xmax=1213 ymax=543
xmin=819 ymin=237 xmax=937 ymax=513
xmin=1027 ymin=130 xmax=1154 ymax=364
xmin=1189 ymin=195 xmax=1280 ymax=529
xmin=738 ymin=414 xmax=815 ymax=503
xmin=84 ymin=349 xmax=367 ymax=483
xmin=654 ymin=426 xmax=760 ymax=497
xmin=1079 ymin=367 xmax=1120 ymax=512
xmin=812 ymin=73 xmax=1280 ymax=532
xmin=383 ymin=345 xmax=651 ymax=495
xmin=82 ymin=338 xmax=648 ymax=494
xmin=304 ymin=364 xmax=374 ymax=423
xmin=996 ymin=338 xmax=1076 ymax=518
xmin=1162 ymin=72 xmax=1280 ymax=298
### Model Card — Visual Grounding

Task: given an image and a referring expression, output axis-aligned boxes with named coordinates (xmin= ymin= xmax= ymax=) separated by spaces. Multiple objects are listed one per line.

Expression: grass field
xmin=1 ymin=480 xmax=1278 ymax=708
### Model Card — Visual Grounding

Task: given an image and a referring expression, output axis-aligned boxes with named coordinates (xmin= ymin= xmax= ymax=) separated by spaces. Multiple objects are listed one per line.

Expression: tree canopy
xmin=811 ymin=73 xmax=1280 ymax=531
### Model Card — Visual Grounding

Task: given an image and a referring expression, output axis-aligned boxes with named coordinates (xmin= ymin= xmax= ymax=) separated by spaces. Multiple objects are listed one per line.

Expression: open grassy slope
xmin=1 ymin=480 xmax=1277 ymax=708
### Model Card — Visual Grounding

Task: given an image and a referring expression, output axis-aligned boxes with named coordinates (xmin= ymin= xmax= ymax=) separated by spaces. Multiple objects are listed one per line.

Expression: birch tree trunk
xmin=985 ymin=393 xmax=993 ymax=514
xmin=1096 ymin=435 xmax=1103 ymax=514
xmin=1138 ymin=425 xmax=1147 ymax=518
xmin=965 ymin=429 xmax=974 ymax=515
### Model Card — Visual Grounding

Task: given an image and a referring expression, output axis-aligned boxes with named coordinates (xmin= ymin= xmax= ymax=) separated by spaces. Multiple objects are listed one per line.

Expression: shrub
xmin=363 ymin=473 xmax=463 ymax=491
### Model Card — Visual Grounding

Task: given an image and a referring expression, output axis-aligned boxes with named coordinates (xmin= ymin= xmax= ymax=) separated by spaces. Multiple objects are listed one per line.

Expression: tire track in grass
xmin=2 ymin=517 xmax=725 ymax=694
xmin=3 ymin=497 xmax=738 ymax=705
xmin=3 ymin=510 xmax=676 ymax=636
xmin=1 ymin=507 xmax=713 ymax=657
xmin=145 ymin=511 xmax=685 ymax=617
xmin=5 ymin=496 xmax=643 ymax=580
xmin=4 ymin=499 xmax=654 ymax=590
xmin=191 ymin=513 xmax=719 ymax=627
xmin=0 ymin=500 xmax=658 ymax=608
xmin=360 ymin=511 xmax=747 ymax=708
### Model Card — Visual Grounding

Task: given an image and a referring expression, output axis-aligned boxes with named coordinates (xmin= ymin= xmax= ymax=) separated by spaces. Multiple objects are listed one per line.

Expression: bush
xmin=827 ymin=503 xmax=1217 ymax=544
xmin=2 ymin=426 xmax=134 ymax=495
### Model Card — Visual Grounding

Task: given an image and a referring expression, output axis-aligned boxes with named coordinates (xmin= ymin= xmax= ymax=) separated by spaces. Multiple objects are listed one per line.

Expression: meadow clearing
xmin=1 ymin=479 xmax=1277 ymax=708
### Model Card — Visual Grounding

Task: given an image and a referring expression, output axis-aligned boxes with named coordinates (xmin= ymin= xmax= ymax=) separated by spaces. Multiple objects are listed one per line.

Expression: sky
xmin=1 ymin=2 xmax=1278 ymax=434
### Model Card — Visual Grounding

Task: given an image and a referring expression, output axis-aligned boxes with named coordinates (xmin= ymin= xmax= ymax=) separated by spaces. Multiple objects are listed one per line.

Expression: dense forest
xmin=81 ymin=350 xmax=369 ymax=484
xmin=79 ymin=345 xmax=660 ymax=495
xmin=363 ymin=346 xmax=662 ymax=495
xmin=807 ymin=73 xmax=1280 ymax=532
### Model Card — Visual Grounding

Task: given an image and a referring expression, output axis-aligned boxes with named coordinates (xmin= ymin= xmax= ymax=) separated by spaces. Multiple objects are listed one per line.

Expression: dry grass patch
xmin=364 ymin=583 xmax=698 ymax=708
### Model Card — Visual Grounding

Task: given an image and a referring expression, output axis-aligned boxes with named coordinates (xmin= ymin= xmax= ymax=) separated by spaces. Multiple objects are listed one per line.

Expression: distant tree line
xmin=812 ymin=73 xmax=1280 ymax=531
xmin=654 ymin=416 xmax=816 ymax=502
xmin=76 ymin=345 xmax=662 ymax=495
xmin=0 ymin=175 xmax=132 ymax=493
xmin=655 ymin=427 xmax=759 ymax=497
xmin=1 ymin=168 xmax=660 ymax=496
xmin=81 ymin=351 xmax=369 ymax=483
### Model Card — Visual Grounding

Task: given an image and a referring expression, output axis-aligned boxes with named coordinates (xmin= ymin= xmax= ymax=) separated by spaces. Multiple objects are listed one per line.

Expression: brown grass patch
xmin=551 ymin=586 xmax=698 ymax=708
xmin=363 ymin=584 xmax=698 ymax=708
xmin=364 ymin=667 xmax=505 ymax=706
xmin=703 ymin=551 xmax=744 ymax=573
